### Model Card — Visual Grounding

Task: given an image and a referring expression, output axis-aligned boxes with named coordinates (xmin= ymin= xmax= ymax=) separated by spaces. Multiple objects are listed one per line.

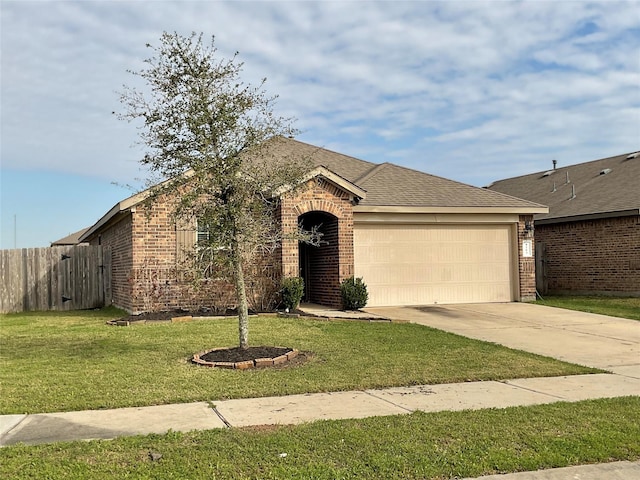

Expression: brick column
xmin=279 ymin=196 xmax=301 ymax=278
xmin=518 ymin=214 xmax=536 ymax=301
xmin=279 ymin=180 xmax=356 ymax=307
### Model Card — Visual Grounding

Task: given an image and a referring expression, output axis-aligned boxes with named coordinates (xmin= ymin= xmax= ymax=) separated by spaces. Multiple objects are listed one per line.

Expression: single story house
xmin=488 ymin=151 xmax=639 ymax=296
xmin=81 ymin=137 xmax=547 ymax=313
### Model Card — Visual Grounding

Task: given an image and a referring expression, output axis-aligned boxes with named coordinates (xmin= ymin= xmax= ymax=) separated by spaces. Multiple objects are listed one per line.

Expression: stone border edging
xmin=192 ymin=347 xmax=299 ymax=370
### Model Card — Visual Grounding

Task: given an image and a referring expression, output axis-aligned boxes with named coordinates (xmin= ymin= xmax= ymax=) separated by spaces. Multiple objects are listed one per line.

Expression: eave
xmin=535 ymin=208 xmax=640 ymax=225
xmin=354 ymin=205 xmax=549 ymax=215
xmin=79 ymin=191 xmax=150 ymax=242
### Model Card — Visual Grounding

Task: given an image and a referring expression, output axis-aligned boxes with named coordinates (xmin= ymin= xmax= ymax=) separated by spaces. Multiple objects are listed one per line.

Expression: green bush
xmin=281 ymin=277 xmax=304 ymax=310
xmin=340 ymin=276 xmax=369 ymax=310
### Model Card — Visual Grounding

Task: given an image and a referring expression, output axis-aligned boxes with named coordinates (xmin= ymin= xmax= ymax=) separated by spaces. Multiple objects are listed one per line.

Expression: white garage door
xmin=354 ymin=224 xmax=514 ymax=306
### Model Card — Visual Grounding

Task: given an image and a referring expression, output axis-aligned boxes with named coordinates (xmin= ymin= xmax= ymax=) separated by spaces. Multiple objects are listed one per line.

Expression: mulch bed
xmin=200 ymin=346 xmax=291 ymax=363
xmin=192 ymin=346 xmax=306 ymax=370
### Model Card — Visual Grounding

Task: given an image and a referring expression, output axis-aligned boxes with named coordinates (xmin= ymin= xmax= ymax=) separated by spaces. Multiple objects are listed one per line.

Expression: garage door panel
xmin=354 ymin=224 xmax=514 ymax=306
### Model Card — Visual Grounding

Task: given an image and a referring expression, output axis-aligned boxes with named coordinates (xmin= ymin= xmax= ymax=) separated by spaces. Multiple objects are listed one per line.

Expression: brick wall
xmin=128 ymin=202 xmax=262 ymax=314
xmin=536 ymin=215 xmax=640 ymax=295
xmin=517 ymin=215 xmax=536 ymax=301
xmin=89 ymin=215 xmax=134 ymax=312
xmin=92 ymin=198 xmax=272 ymax=314
xmin=280 ymin=179 xmax=355 ymax=308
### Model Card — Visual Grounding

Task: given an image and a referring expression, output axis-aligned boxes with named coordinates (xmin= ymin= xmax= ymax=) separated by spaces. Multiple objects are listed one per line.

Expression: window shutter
xmin=176 ymin=219 xmax=196 ymax=266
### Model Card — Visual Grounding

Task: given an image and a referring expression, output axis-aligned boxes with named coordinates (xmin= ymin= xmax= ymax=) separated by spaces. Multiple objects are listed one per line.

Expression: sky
xmin=1 ymin=0 xmax=639 ymax=249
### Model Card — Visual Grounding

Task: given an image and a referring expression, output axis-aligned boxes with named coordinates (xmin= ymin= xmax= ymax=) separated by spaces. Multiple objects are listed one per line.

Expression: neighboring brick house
xmin=81 ymin=137 xmax=547 ymax=313
xmin=488 ymin=151 xmax=640 ymax=296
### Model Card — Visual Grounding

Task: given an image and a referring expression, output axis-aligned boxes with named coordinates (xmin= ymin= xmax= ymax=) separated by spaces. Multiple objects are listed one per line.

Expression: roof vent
xmin=600 ymin=168 xmax=612 ymax=175
xmin=565 ymin=171 xmax=570 ymax=184
xmin=626 ymin=152 xmax=639 ymax=160
xmin=542 ymin=159 xmax=558 ymax=177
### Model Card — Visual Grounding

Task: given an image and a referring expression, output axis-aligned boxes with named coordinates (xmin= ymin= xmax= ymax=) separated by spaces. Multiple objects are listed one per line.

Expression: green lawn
xmin=535 ymin=295 xmax=640 ymax=321
xmin=1 ymin=397 xmax=638 ymax=479
xmin=0 ymin=308 xmax=598 ymax=414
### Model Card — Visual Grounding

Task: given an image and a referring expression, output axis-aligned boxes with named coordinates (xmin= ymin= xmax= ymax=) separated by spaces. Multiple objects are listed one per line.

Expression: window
xmin=196 ymin=220 xmax=210 ymax=245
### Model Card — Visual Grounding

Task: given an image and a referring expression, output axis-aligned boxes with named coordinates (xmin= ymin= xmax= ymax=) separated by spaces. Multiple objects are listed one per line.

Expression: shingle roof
xmin=82 ymin=137 xmax=547 ymax=242
xmin=51 ymin=227 xmax=90 ymax=246
xmin=261 ymin=137 xmax=376 ymax=183
xmin=488 ymin=151 xmax=640 ymax=223
xmin=276 ymin=138 xmax=545 ymax=210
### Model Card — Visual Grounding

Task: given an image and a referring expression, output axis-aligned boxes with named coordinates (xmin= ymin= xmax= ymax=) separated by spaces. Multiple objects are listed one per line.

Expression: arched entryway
xmin=298 ymin=211 xmax=340 ymax=307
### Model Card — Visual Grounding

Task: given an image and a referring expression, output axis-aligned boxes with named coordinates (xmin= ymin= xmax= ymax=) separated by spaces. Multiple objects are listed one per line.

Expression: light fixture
xmin=524 ymin=221 xmax=534 ymax=238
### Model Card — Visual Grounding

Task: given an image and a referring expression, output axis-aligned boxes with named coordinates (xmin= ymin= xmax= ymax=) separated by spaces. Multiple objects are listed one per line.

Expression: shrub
xmin=340 ymin=276 xmax=368 ymax=310
xmin=281 ymin=277 xmax=304 ymax=310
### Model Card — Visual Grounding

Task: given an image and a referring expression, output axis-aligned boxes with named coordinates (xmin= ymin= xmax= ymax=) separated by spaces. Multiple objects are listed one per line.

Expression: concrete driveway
xmin=365 ymin=303 xmax=640 ymax=377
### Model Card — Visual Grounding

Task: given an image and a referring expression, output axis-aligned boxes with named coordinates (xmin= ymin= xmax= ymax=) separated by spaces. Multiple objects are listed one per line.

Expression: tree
xmin=118 ymin=32 xmax=311 ymax=349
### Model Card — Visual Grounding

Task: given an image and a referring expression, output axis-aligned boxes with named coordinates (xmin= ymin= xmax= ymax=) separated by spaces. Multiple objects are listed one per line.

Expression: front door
xmin=299 ymin=242 xmax=312 ymax=301
xmin=297 ymin=211 xmax=340 ymax=306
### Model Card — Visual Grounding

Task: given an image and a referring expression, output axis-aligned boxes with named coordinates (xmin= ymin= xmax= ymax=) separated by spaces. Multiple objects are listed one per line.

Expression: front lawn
xmin=1 ymin=397 xmax=638 ymax=479
xmin=535 ymin=295 xmax=640 ymax=321
xmin=0 ymin=308 xmax=598 ymax=414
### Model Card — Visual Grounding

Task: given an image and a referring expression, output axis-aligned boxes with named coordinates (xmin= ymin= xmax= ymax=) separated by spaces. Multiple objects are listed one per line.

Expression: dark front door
xmin=299 ymin=241 xmax=312 ymax=301
xmin=297 ymin=211 xmax=340 ymax=307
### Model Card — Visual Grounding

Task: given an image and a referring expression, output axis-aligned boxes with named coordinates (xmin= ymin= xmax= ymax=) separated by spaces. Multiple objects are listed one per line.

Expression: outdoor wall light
xmin=524 ymin=221 xmax=534 ymax=238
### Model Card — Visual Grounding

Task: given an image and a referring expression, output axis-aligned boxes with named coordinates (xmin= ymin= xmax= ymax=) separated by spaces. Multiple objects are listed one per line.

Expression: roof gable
xmin=277 ymin=138 xmax=545 ymax=212
xmin=275 ymin=165 xmax=367 ymax=200
xmin=488 ymin=151 xmax=640 ymax=222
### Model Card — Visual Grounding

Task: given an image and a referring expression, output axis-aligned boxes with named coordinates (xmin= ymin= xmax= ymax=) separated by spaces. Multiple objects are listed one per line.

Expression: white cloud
xmin=1 ymin=0 xmax=638 ymax=189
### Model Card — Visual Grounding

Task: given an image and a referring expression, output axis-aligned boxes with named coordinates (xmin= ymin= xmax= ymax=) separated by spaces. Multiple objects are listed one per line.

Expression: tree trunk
xmin=232 ymin=240 xmax=249 ymax=349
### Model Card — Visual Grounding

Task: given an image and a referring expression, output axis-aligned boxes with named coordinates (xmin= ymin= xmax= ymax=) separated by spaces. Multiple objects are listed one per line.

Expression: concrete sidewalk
xmin=467 ymin=460 xmax=640 ymax=479
xmin=2 ymin=375 xmax=639 ymax=480
xmin=2 ymin=372 xmax=639 ymax=447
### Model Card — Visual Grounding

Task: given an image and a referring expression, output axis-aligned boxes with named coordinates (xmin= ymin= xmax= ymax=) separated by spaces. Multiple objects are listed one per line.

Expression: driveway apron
xmin=365 ymin=303 xmax=640 ymax=376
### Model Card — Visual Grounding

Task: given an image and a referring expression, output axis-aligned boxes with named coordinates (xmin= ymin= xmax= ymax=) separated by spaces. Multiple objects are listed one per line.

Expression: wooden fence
xmin=0 ymin=246 xmax=111 ymax=314
xmin=535 ymin=242 xmax=548 ymax=296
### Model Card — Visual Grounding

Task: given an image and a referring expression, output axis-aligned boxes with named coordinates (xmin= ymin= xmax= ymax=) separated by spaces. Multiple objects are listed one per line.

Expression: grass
xmin=535 ymin=295 xmax=640 ymax=321
xmin=0 ymin=308 xmax=598 ymax=414
xmin=1 ymin=397 xmax=638 ymax=479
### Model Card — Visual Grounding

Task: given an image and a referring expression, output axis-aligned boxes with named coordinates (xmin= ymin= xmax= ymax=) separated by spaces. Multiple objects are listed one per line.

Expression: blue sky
xmin=1 ymin=0 xmax=639 ymax=248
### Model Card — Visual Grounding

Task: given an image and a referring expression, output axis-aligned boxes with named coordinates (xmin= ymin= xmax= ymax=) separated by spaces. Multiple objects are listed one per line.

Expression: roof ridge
xmin=492 ymin=149 xmax=640 ymax=185
xmin=354 ymin=162 xmax=390 ymax=184
xmin=284 ymin=137 xmax=376 ymax=169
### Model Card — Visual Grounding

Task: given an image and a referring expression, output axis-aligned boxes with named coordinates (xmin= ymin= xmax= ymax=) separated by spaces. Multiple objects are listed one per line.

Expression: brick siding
xmin=93 ymin=200 xmax=255 ymax=314
xmin=280 ymin=179 xmax=355 ymax=308
xmin=536 ymin=215 xmax=640 ymax=295
xmin=89 ymin=215 xmax=134 ymax=312
xmin=517 ymin=215 xmax=537 ymax=301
